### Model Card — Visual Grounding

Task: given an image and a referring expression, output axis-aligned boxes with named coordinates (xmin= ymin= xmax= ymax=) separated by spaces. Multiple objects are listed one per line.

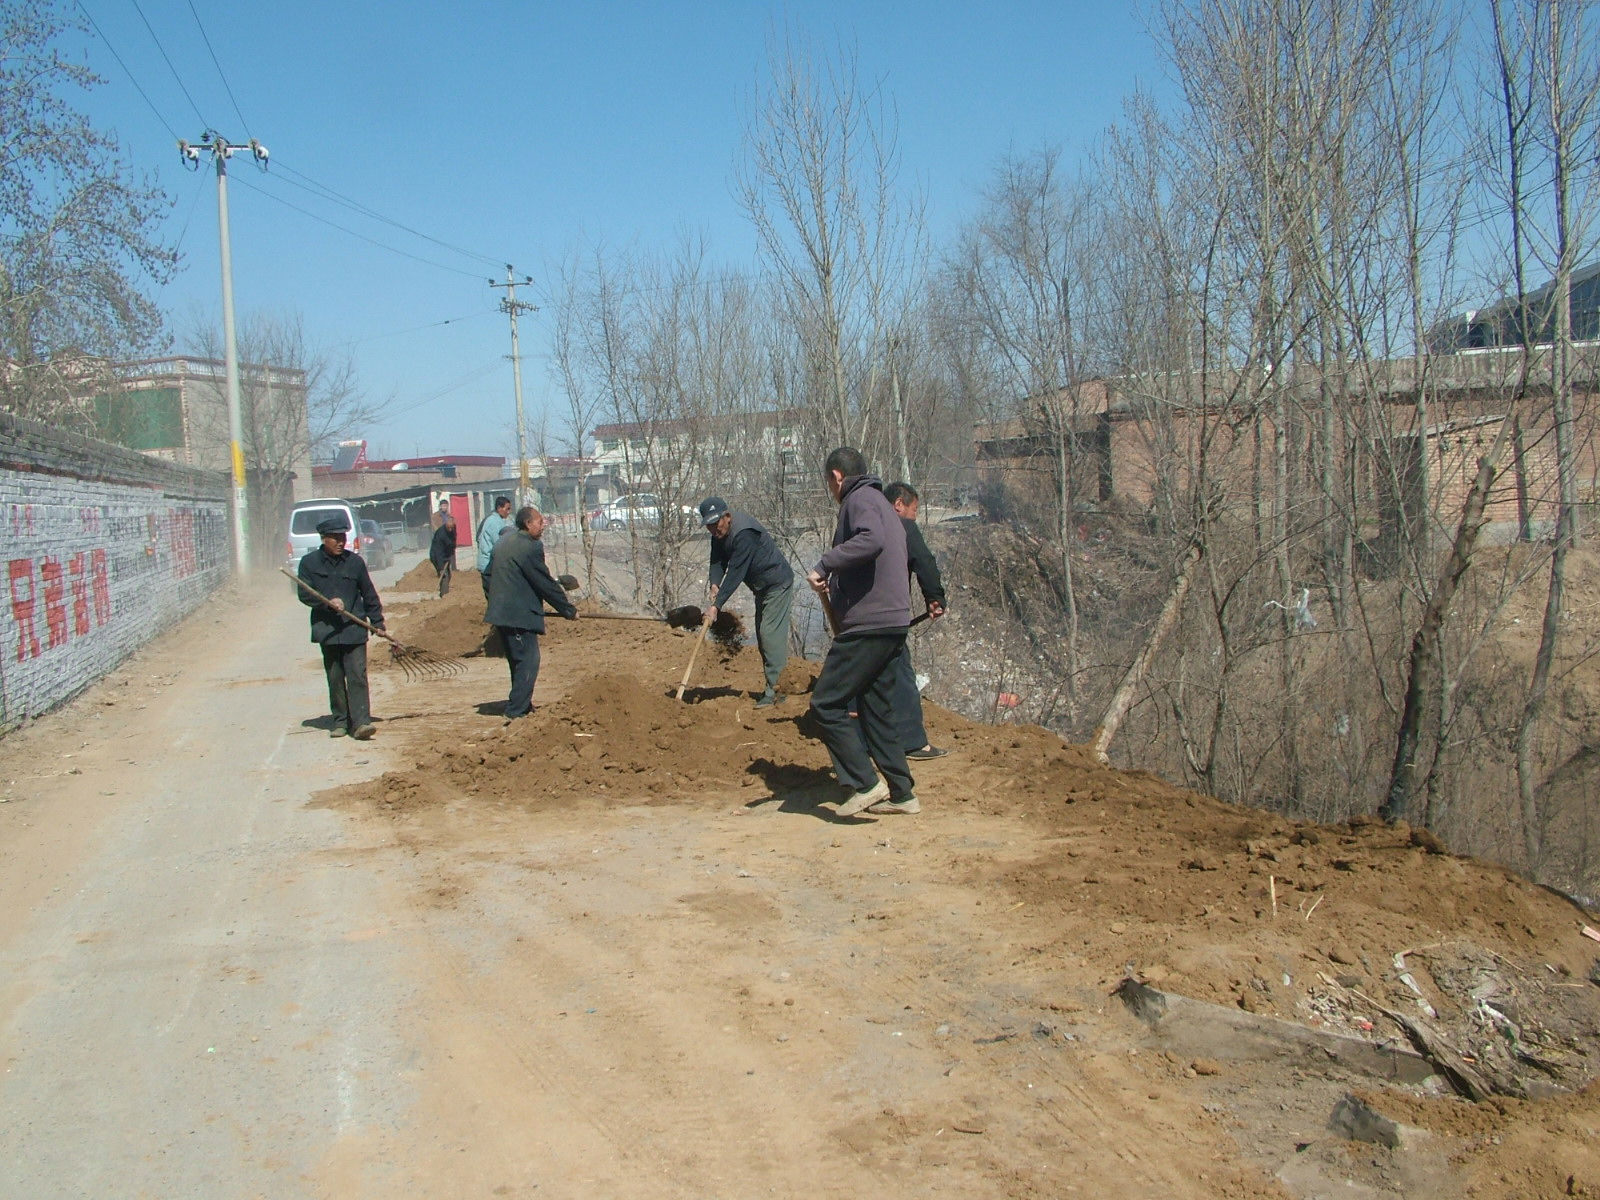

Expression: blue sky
xmin=69 ymin=1 xmax=1170 ymax=457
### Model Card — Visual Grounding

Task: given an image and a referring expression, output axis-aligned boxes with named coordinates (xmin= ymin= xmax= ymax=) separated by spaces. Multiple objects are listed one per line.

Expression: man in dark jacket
xmin=884 ymin=481 xmax=949 ymax=760
xmin=485 ymin=506 xmax=578 ymax=718
xmin=297 ymin=514 xmax=385 ymax=740
xmin=805 ymin=447 xmax=915 ymax=818
xmin=699 ymin=496 xmax=795 ymax=707
xmin=428 ymin=501 xmax=457 ymax=597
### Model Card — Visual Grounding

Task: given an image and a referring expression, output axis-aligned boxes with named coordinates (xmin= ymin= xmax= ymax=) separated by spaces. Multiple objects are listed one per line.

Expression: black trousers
xmin=320 ymin=642 xmax=371 ymax=732
xmin=435 ymin=559 xmax=453 ymax=597
xmin=499 ymin=627 xmax=541 ymax=717
xmin=809 ymin=630 xmax=913 ymax=798
xmin=889 ymin=640 xmax=928 ymax=751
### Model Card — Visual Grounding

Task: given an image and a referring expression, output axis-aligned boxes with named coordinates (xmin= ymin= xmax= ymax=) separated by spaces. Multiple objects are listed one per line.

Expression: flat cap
xmin=316 ymin=514 xmax=351 ymax=535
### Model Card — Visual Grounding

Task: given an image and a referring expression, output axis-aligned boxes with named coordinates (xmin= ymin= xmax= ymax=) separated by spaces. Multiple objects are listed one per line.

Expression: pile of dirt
xmin=394 ymin=557 xmax=445 ymax=591
xmin=384 ymin=576 xmax=495 ymax=660
xmin=338 ymin=607 xmax=1600 ymax=1111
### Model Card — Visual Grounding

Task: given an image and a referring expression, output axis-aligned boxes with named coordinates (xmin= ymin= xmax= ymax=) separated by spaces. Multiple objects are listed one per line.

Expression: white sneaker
xmin=837 ymin=778 xmax=891 ymax=816
xmin=867 ymin=794 xmax=920 ymax=815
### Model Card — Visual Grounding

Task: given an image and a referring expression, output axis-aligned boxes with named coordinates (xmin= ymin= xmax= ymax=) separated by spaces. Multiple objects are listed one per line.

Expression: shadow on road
xmin=743 ymin=758 xmax=876 ymax=823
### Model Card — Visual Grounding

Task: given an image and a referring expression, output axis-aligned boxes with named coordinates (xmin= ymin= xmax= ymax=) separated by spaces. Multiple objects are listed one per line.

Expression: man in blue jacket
xmin=485 ymin=506 xmax=578 ymax=718
xmin=699 ymin=496 xmax=795 ymax=707
xmin=805 ymin=447 xmax=916 ymax=817
xmin=475 ymin=495 xmax=513 ymax=597
xmin=297 ymin=514 xmax=385 ymax=740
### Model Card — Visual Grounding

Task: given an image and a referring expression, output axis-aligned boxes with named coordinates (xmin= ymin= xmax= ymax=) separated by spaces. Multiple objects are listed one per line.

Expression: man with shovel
xmin=429 ymin=501 xmax=457 ymax=597
xmin=297 ymin=514 xmax=385 ymax=740
xmin=805 ymin=447 xmax=917 ymax=817
xmin=699 ymin=496 xmax=794 ymax=707
xmin=485 ymin=506 xmax=578 ymax=719
xmin=884 ymin=481 xmax=949 ymax=761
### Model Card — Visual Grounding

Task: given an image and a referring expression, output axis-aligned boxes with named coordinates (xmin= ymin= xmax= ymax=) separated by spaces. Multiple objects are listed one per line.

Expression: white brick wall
xmin=0 ymin=414 xmax=230 ymax=726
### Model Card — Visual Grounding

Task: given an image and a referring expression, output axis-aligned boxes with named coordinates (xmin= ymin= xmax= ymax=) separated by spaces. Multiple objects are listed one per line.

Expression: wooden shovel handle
xmin=807 ymin=576 xmax=839 ymax=637
xmin=675 ymin=614 xmax=712 ymax=700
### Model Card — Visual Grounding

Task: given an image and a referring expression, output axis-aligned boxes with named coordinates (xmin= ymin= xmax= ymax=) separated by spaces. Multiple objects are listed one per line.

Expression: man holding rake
xmin=297 ymin=513 xmax=385 ymax=740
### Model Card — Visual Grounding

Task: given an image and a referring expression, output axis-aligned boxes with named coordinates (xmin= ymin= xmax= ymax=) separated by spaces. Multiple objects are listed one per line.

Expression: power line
xmin=341 ymin=310 xmax=496 ymax=347
xmin=169 ymin=167 xmax=209 ymax=256
xmin=75 ymin=0 xmax=180 ymax=140
xmin=185 ymin=0 xmax=251 ymax=137
xmin=226 ymin=173 xmax=491 ymax=280
xmin=384 ymin=359 xmax=505 ymax=419
xmin=270 ymin=160 xmax=506 ymax=270
xmin=127 ymin=0 xmax=208 ymax=128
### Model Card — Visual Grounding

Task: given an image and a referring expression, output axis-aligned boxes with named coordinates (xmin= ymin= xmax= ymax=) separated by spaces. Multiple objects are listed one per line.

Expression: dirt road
xmin=2 ymin=569 xmax=1596 ymax=1198
xmin=0 ymin=576 xmax=430 ymax=1196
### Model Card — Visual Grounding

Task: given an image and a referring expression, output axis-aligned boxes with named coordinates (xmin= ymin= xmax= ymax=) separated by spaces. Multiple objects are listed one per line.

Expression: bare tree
xmin=945 ymin=148 xmax=1106 ymax=695
xmin=0 ymin=0 xmax=176 ymax=425
xmin=1491 ymin=0 xmax=1600 ymax=872
xmin=735 ymin=28 xmax=923 ymax=460
xmin=185 ymin=311 xmax=388 ymax=561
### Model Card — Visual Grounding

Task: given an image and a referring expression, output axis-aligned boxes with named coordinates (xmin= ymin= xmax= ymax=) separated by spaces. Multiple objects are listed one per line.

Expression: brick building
xmin=92 ymin=355 xmax=311 ymax=565
xmin=310 ymin=441 xmax=508 ymax=499
xmin=975 ymin=347 xmax=1600 ymax=547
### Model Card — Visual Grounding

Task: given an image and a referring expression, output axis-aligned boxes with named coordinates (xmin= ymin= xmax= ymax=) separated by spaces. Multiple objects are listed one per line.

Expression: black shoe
xmin=329 ymin=725 xmax=349 ymax=738
xmin=906 ymin=744 xmax=949 ymax=760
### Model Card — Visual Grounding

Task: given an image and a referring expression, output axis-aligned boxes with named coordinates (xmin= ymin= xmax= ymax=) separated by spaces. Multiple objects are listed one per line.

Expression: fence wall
xmin=0 ymin=413 xmax=231 ymax=727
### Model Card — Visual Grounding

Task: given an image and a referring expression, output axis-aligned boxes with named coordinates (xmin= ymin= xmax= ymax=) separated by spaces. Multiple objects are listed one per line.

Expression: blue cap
xmin=698 ymin=496 xmax=728 ymax=527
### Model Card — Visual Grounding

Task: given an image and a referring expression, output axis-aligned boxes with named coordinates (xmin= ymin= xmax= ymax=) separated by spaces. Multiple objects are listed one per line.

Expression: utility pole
xmin=490 ymin=267 xmax=536 ymax=506
xmin=179 ymin=132 xmax=269 ymax=574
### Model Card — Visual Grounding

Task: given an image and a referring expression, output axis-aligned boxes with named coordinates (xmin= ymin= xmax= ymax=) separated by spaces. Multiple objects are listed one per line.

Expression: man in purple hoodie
xmin=804 ymin=447 xmax=917 ymax=817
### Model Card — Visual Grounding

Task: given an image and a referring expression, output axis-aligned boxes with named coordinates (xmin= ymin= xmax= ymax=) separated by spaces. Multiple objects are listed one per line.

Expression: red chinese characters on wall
xmin=8 ymin=549 xmax=111 ymax=662
xmin=170 ymin=509 xmax=198 ymax=579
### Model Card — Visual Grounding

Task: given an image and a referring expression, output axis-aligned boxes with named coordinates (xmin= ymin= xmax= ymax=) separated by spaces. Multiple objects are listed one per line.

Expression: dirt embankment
xmin=323 ymin=591 xmax=1600 ymax=1196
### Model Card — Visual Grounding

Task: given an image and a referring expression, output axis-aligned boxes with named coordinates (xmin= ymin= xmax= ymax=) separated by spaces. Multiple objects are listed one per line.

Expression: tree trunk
xmin=1090 ymin=542 xmax=1203 ymax=766
xmin=1381 ymin=423 xmax=1510 ymax=824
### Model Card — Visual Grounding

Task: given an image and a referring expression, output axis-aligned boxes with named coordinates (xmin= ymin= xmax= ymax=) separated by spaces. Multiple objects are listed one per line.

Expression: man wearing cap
xmin=485 ymin=505 xmax=578 ymax=719
xmin=475 ymin=495 xmax=513 ymax=597
xmin=297 ymin=514 xmax=385 ymax=740
xmin=700 ymin=496 xmax=795 ymax=707
xmin=429 ymin=501 xmax=457 ymax=597
xmin=883 ymin=481 xmax=949 ymax=760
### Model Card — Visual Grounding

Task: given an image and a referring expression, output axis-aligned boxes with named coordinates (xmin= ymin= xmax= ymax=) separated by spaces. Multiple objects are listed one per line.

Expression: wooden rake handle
xmin=280 ymin=568 xmax=399 ymax=645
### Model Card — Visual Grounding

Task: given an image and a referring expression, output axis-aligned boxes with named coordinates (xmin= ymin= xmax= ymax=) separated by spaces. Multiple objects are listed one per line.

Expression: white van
xmin=286 ymin=498 xmax=359 ymax=566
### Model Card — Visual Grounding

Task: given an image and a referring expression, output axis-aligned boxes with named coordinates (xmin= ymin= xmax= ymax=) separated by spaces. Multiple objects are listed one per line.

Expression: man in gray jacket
xmin=805 ymin=447 xmax=916 ymax=817
xmin=485 ymin=506 xmax=578 ymax=718
xmin=700 ymin=496 xmax=795 ymax=707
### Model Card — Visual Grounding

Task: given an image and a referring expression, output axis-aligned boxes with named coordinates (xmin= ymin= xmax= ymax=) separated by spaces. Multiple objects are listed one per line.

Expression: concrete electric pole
xmin=179 ymin=132 xmax=269 ymax=574
xmin=489 ymin=267 xmax=536 ymax=505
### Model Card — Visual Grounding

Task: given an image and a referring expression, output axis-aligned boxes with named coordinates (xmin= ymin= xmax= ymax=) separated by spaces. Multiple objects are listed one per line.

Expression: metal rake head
xmin=387 ymin=641 xmax=467 ymax=681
